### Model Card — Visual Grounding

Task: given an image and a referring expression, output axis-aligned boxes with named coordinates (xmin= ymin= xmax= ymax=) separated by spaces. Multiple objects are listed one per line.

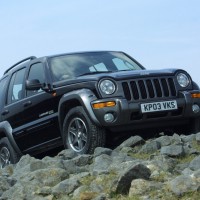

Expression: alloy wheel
xmin=67 ymin=117 xmax=88 ymax=152
xmin=0 ymin=147 xmax=11 ymax=168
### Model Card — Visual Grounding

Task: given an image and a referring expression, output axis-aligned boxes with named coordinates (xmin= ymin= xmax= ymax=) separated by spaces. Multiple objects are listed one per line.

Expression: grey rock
xmin=193 ymin=169 xmax=200 ymax=181
xmin=171 ymin=133 xmax=182 ymax=144
xmin=31 ymin=168 xmax=68 ymax=187
xmin=149 ymin=155 xmax=177 ymax=173
xmin=0 ymin=177 xmax=10 ymax=194
xmin=62 ymin=160 xmax=80 ymax=174
xmin=71 ymin=154 xmax=93 ymax=166
xmin=175 ymin=163 xmax=189 ymax=173
xmin=111 ymin=150 xmax=133 ymax=161
xmin=30 ymin=160 xmax=48 ymax=172
xmin=181 ymin=134 xmax=196 ymax=143
xmin=52 ymin=178 xmax=80 ymax=195
xmin=181 ymin=168 xmax=194 ymax=176
xmin=15 ymin=154 xmax=36 ymax=169
xmin=1 ymin=182 xmax=26 ymax=200
xmin=111 ymin=151 xmax=134 ymax=163
xmin=196 ymin=132 xmax=200 ymax=143
xmin=13 ymin=154 xmax=36 ymax=179
xmin=35 ymin=186 xmax=52 ymax=196
xmin=120 ymin=147 xmax=134 ymax=154
xmin=73 ymin=185 xmax=88 ymax=199
xmin=109 ymin=150 xmax=140 ymax=174
xmin=114 ymin=163 xmax=151 ymax=194
xmin=63 ymin=160 xmax=90 ymax=174
xmin=6 ymin=177 xmax=17 ymax=187
xmin=94 ymin=147 xmax=112 ymax=157
xmin=139 ymin=141 xmax=161 ymax=154
xmin=92 ymin=154 xmax=112 ymax=175
xmin=189 ymin=155 xmax=200 ymax=171
xmin=57 ymin=149 xmax=77 ymax=160
xmin=62 ymin=155 xmax=92 ymax=174
xmin=116 ymin=135 xmax=145 ymax=151
xmin=90 ymin=182 xmax=104 ymax=193
xmin=150 ymin=170 xmax=172 ymax=182
xmin=183 ymin=144 xmax=198 ymax=155
xmin=160 ymin=144 xmax=184 ymax=157
xmin=109 ymin=160 xmax=141 ymax=175
xmin=155 ymin=135 xmax=171 ymax=147
xmin=42 ymin=156 xmax=64 ymax=169
xmin=0 ymin=165 xmax=14 ymax=177
xmin=169 ymin=175 xmax=198 ymax=196
xmin=2 ymin=134 xmax=200 ymax=199
xmin=69 ymin=172 xmax=90 ymax=180
xmin=129 ymin=179 xmax=163 ymax=196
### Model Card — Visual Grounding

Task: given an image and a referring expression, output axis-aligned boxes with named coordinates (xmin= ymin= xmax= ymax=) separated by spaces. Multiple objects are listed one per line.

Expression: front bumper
xmin=91 ymin=90 xmax=200 ymax=131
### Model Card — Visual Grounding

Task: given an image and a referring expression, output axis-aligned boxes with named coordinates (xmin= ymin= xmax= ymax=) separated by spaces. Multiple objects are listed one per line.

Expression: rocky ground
xmin=0 ymin=132 xmax=200 ymax=200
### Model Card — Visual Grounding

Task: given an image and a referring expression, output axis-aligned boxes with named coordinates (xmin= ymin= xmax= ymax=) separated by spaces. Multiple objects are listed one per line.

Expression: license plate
xmin=141 ymin=100 xmax=177 ymax=113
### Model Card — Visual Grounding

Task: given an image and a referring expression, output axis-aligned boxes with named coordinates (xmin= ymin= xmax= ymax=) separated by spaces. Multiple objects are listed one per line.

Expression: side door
xmin=2 ymin=68 xmax=26 ymax=129
xmin=0 ymin=76 xmax=9 ymax=122
xmin=16 ymin=62 xmax=61 ymax=154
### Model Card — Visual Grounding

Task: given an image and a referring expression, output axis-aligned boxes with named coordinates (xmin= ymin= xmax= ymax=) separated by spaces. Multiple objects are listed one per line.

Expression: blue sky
xmin=1 ymin=0 xmax=200 ymax=84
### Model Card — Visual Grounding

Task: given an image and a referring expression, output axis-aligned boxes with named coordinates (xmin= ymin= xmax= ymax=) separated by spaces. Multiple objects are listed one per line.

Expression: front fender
xmin=192 ymin=81 xmax=200 ymax=90
xmin=58 ymin=89 xmax=101 ymax=132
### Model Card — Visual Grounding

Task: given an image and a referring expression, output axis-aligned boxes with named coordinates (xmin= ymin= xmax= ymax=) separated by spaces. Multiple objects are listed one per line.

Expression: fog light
xmin=104 ymin=113 xmax=114 ymax=123
xmin=192 ymin=104 xmax=200 ymax=113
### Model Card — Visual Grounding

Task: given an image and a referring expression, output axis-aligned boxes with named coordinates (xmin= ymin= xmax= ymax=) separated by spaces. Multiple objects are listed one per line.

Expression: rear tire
xmin=0 ymin=137 xmax=20 ymax=168
xmin=63 ymin=106 xmax=105 ymax=154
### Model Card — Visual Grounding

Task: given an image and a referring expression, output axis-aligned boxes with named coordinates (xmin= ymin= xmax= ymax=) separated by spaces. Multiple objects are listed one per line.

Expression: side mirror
xmin=26 ymin=79 xmax=42 ymax=91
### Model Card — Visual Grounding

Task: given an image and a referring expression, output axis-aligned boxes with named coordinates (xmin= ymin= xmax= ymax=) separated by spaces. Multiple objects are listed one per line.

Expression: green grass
xmin=108 ymin=193 xmax=141 ymax=200
xmin=80 ymin=175 xmax=96 ymax=186
xmin=105 ymin=190 xmax=200 ymax=200
xmin=177 ymin=154 xmax=196 ymax=164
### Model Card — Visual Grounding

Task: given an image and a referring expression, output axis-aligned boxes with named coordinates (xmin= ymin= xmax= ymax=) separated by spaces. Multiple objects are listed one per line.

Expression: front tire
xmin=63 ymin=106 xmax=105 ymax=154
xmin=0 ymin=137 xmax=20 ymax=168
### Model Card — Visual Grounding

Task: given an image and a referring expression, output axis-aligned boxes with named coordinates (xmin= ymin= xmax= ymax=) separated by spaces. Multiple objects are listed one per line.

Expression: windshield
xmin=49 ymin=51 xmax=143 ymax=82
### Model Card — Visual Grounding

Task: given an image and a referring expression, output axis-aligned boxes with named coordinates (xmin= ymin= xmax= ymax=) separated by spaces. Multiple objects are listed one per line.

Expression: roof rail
xmin=4 ymin=56 xmax=37 ymax=75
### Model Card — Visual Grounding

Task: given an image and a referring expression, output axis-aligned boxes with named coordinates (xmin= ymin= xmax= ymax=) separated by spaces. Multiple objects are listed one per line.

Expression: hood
xmin=53 ymin=68 xmax=185 ymax=88
xmin=77 ymin=68 xmax=182 ymax=81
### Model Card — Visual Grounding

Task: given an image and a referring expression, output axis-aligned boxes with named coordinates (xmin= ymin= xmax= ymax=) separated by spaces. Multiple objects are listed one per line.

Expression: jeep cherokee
xmin=0 ymin=51 xmax=200 ymax=168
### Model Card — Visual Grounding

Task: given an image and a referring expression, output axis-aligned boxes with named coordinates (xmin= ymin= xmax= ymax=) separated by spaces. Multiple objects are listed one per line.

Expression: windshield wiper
xmin=78 ymin=71 xmax=113 ymax=76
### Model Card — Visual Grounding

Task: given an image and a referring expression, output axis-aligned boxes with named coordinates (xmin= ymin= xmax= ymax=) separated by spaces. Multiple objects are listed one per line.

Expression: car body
xmin=0 ymin=51 xmax=200 ymax=167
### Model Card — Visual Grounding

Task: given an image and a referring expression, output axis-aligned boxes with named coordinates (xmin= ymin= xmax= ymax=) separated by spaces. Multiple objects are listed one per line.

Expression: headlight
xmin=177 ymin=73 xmax=190 ymax=87
xmin=99 ymin=80 xmax=116 ymax=95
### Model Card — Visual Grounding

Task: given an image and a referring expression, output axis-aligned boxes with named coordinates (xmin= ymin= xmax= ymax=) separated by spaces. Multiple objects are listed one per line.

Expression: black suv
xmin=0 ymin=51 xmax=200 ymax=167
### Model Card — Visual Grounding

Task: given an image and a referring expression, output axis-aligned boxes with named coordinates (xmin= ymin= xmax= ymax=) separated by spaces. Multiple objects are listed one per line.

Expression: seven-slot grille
xmin=122 ymin=77 xmax=177 ymax=101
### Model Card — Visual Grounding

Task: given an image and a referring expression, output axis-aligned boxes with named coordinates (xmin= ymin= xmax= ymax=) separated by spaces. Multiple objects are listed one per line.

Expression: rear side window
xmin=7 ymin=68 xmax=26 ymax=104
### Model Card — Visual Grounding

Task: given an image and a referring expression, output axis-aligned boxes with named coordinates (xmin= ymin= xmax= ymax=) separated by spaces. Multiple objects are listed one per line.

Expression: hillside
xmin=0 ymin=132 xmax=200 ymax=200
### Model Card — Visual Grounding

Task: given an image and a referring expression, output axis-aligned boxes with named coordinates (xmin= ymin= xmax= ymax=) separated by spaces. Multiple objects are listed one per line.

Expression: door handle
xmin=23 ymin=101 xmax=32 ymax=107
xmin=1 ymin=110 xmax=9 ymax=116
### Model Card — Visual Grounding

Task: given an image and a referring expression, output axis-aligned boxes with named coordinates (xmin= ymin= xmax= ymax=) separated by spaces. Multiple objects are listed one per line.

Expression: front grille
xmin=122 ymin=77 xmax=177 ymax=101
